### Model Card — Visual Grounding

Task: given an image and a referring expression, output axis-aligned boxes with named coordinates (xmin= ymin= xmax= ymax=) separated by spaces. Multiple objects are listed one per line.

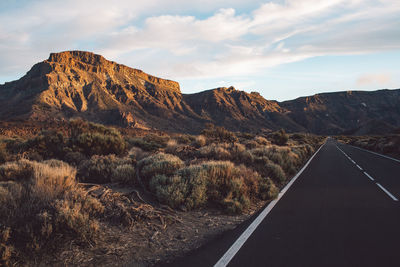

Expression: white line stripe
xmin=363 ymin=172 xmax=375 ymax=181
xmin=348 ymin=145 xmax=400 ymax=163
xmin=376 ymin=183 xmax=399 ymax=201
xmin=337 ymin=144 xmax=399 ymax=202
xmin=214 ymin=143 xmax=326 ymax=267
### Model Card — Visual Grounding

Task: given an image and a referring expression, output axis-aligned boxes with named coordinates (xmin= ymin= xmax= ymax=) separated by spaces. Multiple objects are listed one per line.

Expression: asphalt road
xmin=165 ymin=138 xmax=400 ymax=267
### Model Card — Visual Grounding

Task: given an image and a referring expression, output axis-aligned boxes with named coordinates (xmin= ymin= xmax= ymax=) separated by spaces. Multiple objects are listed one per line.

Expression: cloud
xmin=356 ymin=73 xmax=392 ymax=86
xmin=1 ymin=0 xmax=400 ymax=88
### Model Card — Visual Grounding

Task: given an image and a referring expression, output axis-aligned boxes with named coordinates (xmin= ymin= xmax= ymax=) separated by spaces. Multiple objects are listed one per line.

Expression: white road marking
xmin=349 ymin=145 xmax=400 ymax=163
xmin=364 ymin=172 xmax=375 ymax=181
xmin=336 ymin=144 xmax=399 ymax=202
xmin=376 ymin=183 xmax=399 ymax=201
xmin=214 ymin=143 xmax=326 ymax=267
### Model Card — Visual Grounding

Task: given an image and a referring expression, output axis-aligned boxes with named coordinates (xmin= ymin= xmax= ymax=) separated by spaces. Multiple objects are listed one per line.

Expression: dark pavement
xmin=165 ymin=139 xmax=400 ymax=267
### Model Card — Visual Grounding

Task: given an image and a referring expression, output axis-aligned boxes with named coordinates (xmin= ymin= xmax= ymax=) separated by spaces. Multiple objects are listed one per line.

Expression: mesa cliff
xmin=1 ymin=51 xmax=399 ymax=134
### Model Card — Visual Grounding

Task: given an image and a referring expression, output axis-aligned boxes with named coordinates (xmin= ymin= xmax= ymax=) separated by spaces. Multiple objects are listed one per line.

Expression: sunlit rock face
xmin=0 ymin=51 xmax=399 ymax=134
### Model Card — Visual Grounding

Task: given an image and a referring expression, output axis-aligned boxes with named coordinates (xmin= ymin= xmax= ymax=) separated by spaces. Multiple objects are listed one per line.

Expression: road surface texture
xmin=164 ymin=138 xmax=400 ymax=267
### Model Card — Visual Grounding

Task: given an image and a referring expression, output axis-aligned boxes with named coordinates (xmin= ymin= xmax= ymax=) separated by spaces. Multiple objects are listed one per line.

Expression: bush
xmin=69 ymin=119 xmax=126 ymax=156
xmin=252 ymin=157 xmax=286 ymax=185
xmin=270 ymin=129 xmax=289 ymax=146
xmin=127 ymin=137 xmax=163 ymax=152
xmin=202 ymin=124 xmax=238 ymax=143
xmin=254 ymin=136 xmax=270 ymax=145
xmin=259 ymin=178 xmax=279 ymax=200
xmin=0 ymin=143 xmax=8 ymax=164
xmin=198 ymin=143 xmax=231 ymax=160
xmin=148 ymin=160 xmax=278 ymax=213
xmin=143 ymin=134 xmax=169 ymax=147
xmin=176 ymin=134 xmax=195 ymax=144
xmin=195 ymin=135 xmax=207 ymax=147
xmin=138 ymin=153 xmax=184 ymax=184
xmin=63 ymin=151 xmax=87 ymax=166
xmin=78 ymin=155 xmax=135 ymax=184
xmin=0 ymin=159 xmax=103 ymax=265
xmin=149 ymin=165 xmax=208 ymax=210
xmin=26 ymin=130 xmax=66 ymax=159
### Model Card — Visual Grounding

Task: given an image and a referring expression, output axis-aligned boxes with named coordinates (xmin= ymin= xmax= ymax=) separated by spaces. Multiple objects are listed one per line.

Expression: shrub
xmin=69 ymin=119 xmax=126 ymax=156
xmin=138 ymin=153 xmax=184 ymax=184
xmin=128 ymin=147 xmax=150 ymax=161
xmin=149 ymin=165 xmax=208 ymax=210
xmin=252 ymin=157 xmax=286 ymax=185
xmin=202 ymin=124 xmax=238 ymax=143
xmin=143 ymin=134 xmax=169 ymax=147
xmin=270 ymin=129 xmax=289 ymax=146
xmin=195 ymin=135 xmax=207 ymax=147
xmin=176 ymin=134 xmax=195 ymax=144
xmin=63 ymin=151 xmax=87 ymax=166
xmin=146 ymin=157 xmax=279 ymax=213
xmin=127 ymin=137 xmax=163 ymax=152
xmin=165 ymin=139 xmax=178 ymax=154
xmin=198 ymin=143 xmax=231 ymax=160
xmin=259 ymin=178 xmax=279 ymax=200
xmin=0 ymin=143 xmax=8 ymax=164
xmin=0 ymin=159 xmax=103 ymax=265
xmin=78 ymin=155 xmax=135 ymax=184
xmin=26 ymin=130 xmax=66 ymax=159
xmin=254 ymin=136 xmax=270 ymax=145
xmin=112 ymin=164 xmax=136 ymax=184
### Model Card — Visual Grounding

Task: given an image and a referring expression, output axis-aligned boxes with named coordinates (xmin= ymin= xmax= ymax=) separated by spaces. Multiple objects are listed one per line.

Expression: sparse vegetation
xmin=0 ymin=159 xmax=103 ymax=265
xmin=78 ymin=154 xmax=135 ymax=184
xmin=0 ymin=119 xmax=325 ymax=265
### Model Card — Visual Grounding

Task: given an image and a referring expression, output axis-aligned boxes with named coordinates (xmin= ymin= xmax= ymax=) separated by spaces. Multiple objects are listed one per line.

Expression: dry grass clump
xmin=194 ymin=135 xmax=207 ymax=147
xmin=148 ymin=160 xmax=278 ymax=214
xmin=202 ymin=124 xmax=238 ymax=142
xmin=268 ymin=129 xmax=289 ymax=146
xmin=254 ymin=136 xmax=270 ymax=146
xmin=198 ymin=143 xmax=232 ymax=160
xmin=138 ymin=153 xmax=184 ymax=184
xmin=128 ymin=147 xmax=151 ymax=161
xmin=127 ymin=133 xmax=169 ymax=152
xmin=23 ymin=120 xmax=127 ymax=160
xmin=175 ymin=134 xmax=195 ymax=144
xmin=0 ymin=159 xmax=103 ymax=265
xmin=78 ymin=155 xmax=135 ymax=184
xmin=0 ymin=142 xmax=9 ymax=164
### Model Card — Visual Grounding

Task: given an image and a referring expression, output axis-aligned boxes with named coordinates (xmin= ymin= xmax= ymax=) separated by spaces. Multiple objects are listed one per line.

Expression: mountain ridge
xmin=1 ymin=50 xmax=399 ymax=135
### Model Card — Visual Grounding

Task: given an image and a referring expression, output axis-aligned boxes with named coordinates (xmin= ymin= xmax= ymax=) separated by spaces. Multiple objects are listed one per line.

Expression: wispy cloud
xmin=357 ymin=73 xmax=392 ymax=86
xmin=1 ymin=0 xmax=400 ymax=94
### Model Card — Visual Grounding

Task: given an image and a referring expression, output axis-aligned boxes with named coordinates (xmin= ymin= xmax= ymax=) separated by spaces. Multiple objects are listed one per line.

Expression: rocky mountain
xmin=280 ymin=90 xmax=400 ymax=134
xmin=1 ymin=51 xmax=399 ymax=135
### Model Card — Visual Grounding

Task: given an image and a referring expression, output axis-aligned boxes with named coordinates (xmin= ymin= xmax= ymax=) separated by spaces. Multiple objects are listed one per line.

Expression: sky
xmin=0 ymin=0 xmax=399 ymax=101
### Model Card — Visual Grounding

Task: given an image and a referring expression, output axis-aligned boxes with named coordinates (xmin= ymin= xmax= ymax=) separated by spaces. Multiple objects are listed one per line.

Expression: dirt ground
xmin=29 ymin=184 xmax=264 ymax=267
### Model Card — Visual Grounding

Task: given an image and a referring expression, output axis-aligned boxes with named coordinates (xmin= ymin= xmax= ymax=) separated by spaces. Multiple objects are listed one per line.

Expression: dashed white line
xmin=364 ymin=172 xmax=375 ymax=181
xmin=376 ymin=183 xmax=399 ymax=201
xmin=336 ymin=144 xmax=399 ymax=202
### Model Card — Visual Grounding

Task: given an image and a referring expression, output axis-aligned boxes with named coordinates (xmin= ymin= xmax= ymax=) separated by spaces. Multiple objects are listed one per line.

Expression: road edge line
xmin=347 ymin=144 xmax=400 ymax=163
xmin=213 ymin=142 xmax=326 ymax=267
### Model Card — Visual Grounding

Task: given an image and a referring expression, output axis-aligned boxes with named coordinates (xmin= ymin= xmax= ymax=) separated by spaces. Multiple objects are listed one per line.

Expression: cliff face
xmin=1 ymin=51 xmax=399 ymax=134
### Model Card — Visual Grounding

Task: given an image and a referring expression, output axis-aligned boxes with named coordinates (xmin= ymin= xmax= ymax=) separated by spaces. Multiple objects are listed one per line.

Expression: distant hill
xmin=1 ymin=51 xmax=399 ymax=135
